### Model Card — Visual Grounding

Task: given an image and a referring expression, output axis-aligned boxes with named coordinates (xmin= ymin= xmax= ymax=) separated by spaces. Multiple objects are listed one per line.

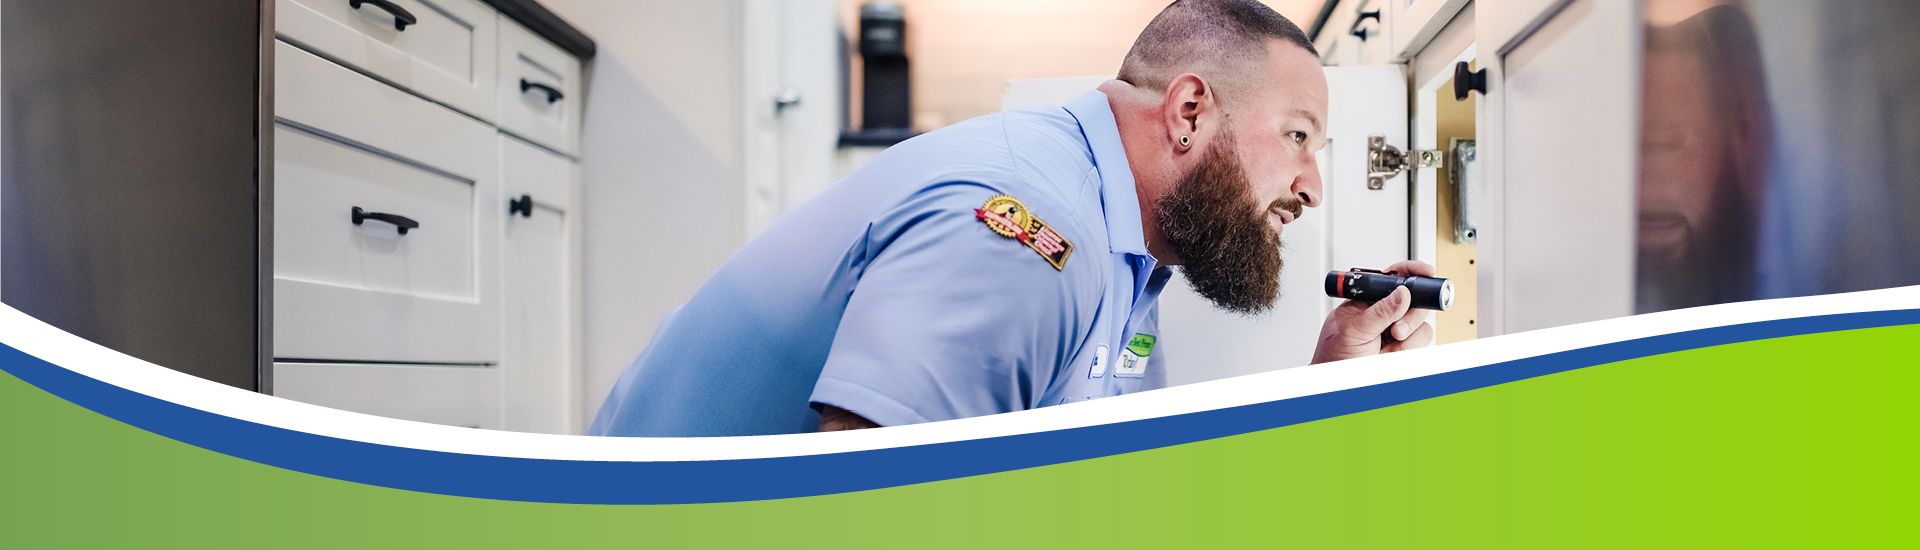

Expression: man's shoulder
xmin=836 ymin=106 xmax=1113 ymax=280
xmin=871 ymin=108 xmax=1095 ymax=193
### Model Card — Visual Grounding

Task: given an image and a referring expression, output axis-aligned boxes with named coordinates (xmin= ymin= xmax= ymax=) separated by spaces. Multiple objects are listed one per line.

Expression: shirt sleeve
xmin=809 ymin=181 xmax=1099 ymax=427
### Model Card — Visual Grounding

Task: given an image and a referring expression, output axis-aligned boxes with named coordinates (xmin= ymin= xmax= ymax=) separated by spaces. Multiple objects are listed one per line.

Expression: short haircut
xmin=1117 ymin=0 xmax=1319 ymax=95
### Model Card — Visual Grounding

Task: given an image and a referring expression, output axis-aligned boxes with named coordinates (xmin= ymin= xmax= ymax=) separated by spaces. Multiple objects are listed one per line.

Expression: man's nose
xmin=1293 ymin=156 xmax=1324 ymax=208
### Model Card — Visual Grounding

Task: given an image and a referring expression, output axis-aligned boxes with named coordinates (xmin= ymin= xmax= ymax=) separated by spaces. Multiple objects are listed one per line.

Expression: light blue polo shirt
xmin=588 ymin=91 xmax=1173 ymax=436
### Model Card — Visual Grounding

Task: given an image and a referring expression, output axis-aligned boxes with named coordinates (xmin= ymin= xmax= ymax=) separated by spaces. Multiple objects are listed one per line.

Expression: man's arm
xmin=816 ymin=405 xmax=879 ymax=431
xmin=807 ymin=184 xmax=1095 ymax=427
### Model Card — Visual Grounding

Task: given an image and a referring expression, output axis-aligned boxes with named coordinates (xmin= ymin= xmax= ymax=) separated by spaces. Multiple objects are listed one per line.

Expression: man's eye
xmin=1289 ymin=131 xmax=1309 ymax=145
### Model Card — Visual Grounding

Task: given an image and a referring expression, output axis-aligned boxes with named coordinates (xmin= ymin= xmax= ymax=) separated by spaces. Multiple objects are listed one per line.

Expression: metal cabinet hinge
xmin=1366 ymin=135 xmax=1443 ymax=190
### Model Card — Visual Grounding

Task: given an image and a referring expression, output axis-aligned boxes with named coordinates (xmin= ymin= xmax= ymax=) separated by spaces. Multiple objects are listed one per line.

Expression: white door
xmin=1475 ymin=0 xmax=1640 ymax=335
xmin=742 ymin=0 xmax=841 ymax=236
xmin=1000 ymin=67 xmax=1412 ymax=386
xmin=500 ymin=135 xmax=578 ymax=434
xmin=1160 ymin=65 xmax=1411 ymax=384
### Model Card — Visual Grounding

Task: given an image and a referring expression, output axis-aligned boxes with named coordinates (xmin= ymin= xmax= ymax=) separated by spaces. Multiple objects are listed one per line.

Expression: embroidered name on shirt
xmin=975 ymin=194 xmax=1073 ymax=270
xmin=1114 ymin=332 xmax=1154 ymax=378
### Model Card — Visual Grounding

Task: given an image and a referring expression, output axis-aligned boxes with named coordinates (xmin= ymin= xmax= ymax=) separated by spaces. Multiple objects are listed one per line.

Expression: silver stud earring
xmin=1178 ymin=135 xmax=1191 ymax=148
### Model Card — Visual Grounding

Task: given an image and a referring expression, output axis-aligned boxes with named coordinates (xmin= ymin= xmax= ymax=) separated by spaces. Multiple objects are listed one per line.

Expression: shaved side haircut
xmin=1118 ymin=0 xmax=1318 ymax=96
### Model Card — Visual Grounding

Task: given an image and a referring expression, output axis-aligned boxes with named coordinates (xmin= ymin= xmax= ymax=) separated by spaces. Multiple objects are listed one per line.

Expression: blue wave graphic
xmin=2 ymin=309 xmax=1914 ymax=504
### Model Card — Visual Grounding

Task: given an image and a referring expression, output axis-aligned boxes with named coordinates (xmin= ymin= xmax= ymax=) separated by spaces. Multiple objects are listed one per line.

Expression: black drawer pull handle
xmin=1350 ymin=10 xmax=1380 ymax=41
xmin=1453 ymin=61 xmax=1488 ymax=100
xmin=349 ymin=0 xmax=418 ymax=32
xmin=520 ymin=79 xmax=564 ymax=104
xmin=508 ymin=194 xmax=534 ymax=218
xmin=352 ymin=207 xmax=420 ymax=235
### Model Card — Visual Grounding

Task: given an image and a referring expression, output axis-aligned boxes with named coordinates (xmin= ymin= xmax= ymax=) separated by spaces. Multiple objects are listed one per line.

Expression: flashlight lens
xmin=1439 ymin=279 xmax=1454 ymax=310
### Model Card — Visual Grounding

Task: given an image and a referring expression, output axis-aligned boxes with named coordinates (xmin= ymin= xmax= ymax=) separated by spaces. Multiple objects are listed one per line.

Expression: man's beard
xmin=1155 ymin=130 xmax=1295 ymax=315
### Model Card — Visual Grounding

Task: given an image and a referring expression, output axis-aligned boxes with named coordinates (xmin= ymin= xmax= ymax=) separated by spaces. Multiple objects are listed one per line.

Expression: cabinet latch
xmin=1366 ymin=135 xmax=1443 ymax=190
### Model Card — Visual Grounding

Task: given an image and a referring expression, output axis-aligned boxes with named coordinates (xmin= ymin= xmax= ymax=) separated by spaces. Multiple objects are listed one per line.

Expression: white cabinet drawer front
xmin=496 ymin=17 xmax=582 ymax=155
xmin=276 ymin=125 xmax=476 ymax=301
xmin=274 ymin=40 xmax=499 ymax=363
xmin=274 ymin=362 xmax=502 ymax=429
xmin=277 ymin=0 xmax=498 ymax=121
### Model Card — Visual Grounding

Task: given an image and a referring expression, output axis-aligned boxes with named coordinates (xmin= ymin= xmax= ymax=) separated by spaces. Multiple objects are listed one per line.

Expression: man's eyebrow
xmin=1290 ymin=108 xmax=1324 ymax=135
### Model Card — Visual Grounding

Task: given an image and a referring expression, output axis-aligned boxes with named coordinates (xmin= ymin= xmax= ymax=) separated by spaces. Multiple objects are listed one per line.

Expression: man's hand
xmin=1310 ymin=260 xmax=1437 ymax=364
xmin=816 ymin=405 xmax=879 ymax=431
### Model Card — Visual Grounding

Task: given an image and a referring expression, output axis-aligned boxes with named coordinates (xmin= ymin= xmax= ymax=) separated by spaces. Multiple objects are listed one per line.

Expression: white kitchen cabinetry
xmin=277 ymin=0 xmax=500 ymax=122
xmin=1316 ymin=0 xmax=1642 ymax=336
xmin=1319 ymin=0 xmax=1399 ymax=66
xmin=271 ymin=2 xmax=587 ymax=434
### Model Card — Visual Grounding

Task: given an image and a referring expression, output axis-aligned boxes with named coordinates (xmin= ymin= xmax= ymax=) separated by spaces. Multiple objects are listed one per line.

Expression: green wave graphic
xmin=2 ymin=325 xmax=1915 ymax=548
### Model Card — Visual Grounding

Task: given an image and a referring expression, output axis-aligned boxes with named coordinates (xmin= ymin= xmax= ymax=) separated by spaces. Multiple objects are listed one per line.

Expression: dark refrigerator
xmin=2 ymin=0 xmax=271 ymax=390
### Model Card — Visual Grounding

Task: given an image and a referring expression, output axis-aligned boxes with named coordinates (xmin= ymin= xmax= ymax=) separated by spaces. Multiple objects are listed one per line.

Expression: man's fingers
xmin=1383 ymin=260 xmax=1437 ymax=277
xmin=1392 ymin=307 xmax=1433 ymax=341
xmin=1377 ymin=260 xmax=1437 ymax=340
xmin=1384 ymin=322 xmax=1435 ymax=352
xmin=1352 ymin=286 xmax=1411 ymax=339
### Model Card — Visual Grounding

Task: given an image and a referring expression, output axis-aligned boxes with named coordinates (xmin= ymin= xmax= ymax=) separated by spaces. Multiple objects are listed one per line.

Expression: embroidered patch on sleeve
xmin=975 ymin=195 xmax=1073 ymax=270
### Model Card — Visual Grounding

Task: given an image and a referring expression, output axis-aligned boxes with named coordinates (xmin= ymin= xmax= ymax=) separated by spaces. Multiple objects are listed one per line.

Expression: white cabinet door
xmin=277 ymin=0 xmax=498 ymax=121
xmin=1160 ymin=65 xmax=1410 ymax=385
xmin=742 ymin=0 xmax=842 ymax=235
xmin=499 ymin=135 xmax=578 ymax=434
xmin=1476 ymin=0 xmax=1640 ymax=334
xmin=274 ymin=41 xmax=499 ymax=364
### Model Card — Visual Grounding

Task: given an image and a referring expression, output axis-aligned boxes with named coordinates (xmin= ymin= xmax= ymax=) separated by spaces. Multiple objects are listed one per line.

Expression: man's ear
xmin=1161 ymin=74 xmax=1213 ymax=153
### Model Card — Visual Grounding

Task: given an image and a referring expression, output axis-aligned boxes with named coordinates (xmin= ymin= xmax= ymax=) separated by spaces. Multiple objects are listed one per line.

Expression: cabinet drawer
xmin=496 ymin=17 xmax=582 ymax=155
xmin=277 ymin=0 xmax=498 ymax=121
xmin=274 ymin=362 xmax=501 ymax=429
xmin=274 ymin=41 xmax=499 ymax=363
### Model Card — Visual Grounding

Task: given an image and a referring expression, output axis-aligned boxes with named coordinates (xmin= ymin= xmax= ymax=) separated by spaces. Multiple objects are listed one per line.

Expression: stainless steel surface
xmin=1366 ymin=134 xmax=1439 ymax=191
xmin=2 ymin=0 xmax=267 ymax=390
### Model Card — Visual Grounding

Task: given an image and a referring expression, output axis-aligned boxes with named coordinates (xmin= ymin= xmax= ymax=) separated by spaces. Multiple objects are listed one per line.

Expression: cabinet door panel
xmin=1477 ymin=0 xmax=1640 ymax=334
xmin=500 ymin=135 xmax=576 ymax=434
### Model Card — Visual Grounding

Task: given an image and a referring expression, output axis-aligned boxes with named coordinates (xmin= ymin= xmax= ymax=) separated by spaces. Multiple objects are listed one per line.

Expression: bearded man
xmin=590 ymin=0 xmax=1434 ymax=437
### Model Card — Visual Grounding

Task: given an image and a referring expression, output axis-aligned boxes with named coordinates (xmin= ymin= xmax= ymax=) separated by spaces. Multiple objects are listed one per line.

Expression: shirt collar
xmin=1063 ymin=90 xmax=1152 ymax=258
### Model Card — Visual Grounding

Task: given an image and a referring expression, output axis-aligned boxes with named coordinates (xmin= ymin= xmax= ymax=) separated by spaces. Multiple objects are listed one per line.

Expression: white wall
xmin=540 ymin=0 xmax=746 ymax=428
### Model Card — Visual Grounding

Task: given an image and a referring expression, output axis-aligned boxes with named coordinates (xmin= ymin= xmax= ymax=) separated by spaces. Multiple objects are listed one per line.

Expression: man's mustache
xmin=1267 ymin=196 xmax=1304 ymax=222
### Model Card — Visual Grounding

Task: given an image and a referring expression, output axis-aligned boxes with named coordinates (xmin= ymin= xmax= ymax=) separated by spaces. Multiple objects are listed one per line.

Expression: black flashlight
xmin=1325 ymin=268 xmax=1453 ymax=311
